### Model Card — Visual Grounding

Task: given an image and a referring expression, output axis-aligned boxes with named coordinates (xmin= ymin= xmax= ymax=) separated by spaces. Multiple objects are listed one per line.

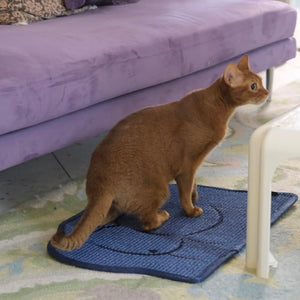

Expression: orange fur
xmin=51 ymin=55 xmax=268 ymax=250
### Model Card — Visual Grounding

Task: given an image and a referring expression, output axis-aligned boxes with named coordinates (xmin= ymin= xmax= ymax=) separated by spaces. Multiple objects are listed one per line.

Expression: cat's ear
xmin=237 ymin=55 xmax=250 ymax=71
xmin=223 ymin=63 xmax=243 ymax=87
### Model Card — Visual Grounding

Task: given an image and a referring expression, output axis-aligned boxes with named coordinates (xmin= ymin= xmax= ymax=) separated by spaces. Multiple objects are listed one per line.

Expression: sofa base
xmin=0 ymin=37 xmax=296 ymax=171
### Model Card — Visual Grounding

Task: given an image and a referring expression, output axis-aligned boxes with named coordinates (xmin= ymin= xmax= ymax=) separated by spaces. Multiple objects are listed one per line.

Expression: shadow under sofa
xmin=0 ymin=0 xmax=297 ymax=171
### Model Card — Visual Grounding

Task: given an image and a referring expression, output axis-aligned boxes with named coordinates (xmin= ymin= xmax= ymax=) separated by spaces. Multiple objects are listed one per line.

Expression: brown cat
xmin=51 ymin=55 xmax=268 ymax=250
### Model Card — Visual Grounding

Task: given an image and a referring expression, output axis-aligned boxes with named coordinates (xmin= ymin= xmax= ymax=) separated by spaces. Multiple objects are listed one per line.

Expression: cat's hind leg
xmin=134 ymin=184 xmax=170 ymax=231
xmin=51 ymin=193 xmax=115 ymax=251
xmin=141 ymin=209 xmax=170 ymax=231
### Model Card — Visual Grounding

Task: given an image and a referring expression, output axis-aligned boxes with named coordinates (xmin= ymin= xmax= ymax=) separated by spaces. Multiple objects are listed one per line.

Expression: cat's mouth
xmin=250 ymin=89 xmax=269 ymax=104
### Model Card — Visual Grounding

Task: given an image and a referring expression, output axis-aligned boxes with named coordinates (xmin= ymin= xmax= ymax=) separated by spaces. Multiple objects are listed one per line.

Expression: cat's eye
xmin=250 ymin=83 xmax=257 ymax=90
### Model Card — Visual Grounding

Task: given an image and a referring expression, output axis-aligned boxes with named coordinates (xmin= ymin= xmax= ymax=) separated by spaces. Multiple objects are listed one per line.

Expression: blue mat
xmin=47 ymin=185 xmax=297 ymax=283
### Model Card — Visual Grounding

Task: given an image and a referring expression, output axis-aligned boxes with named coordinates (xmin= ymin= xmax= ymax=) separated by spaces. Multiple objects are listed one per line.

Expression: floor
xmin=1 ymin=9 xmax=300 ymax=213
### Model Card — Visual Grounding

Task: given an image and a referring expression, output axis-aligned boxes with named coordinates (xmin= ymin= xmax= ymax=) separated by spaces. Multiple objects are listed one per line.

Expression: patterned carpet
xmin=0 ymin=80 xmax=299 ymax=299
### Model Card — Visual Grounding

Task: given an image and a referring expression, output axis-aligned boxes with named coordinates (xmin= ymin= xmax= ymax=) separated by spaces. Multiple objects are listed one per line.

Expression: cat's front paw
xmin=188 ymin=206 xmax=203 ymax=218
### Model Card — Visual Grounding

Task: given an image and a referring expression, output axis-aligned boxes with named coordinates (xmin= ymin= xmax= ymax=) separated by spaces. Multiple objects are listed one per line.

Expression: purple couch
xmin=0 ymin=0 xmax=297 ymax=171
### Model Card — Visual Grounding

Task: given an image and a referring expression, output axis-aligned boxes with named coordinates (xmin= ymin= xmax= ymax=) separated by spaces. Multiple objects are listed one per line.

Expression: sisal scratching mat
xmin=48 ymin=185 xmax=297 ymax=283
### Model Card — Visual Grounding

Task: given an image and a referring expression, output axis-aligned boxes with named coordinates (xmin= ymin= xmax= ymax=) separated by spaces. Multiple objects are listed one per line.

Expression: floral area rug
xmin=0 ymin=81 xmax=299 ymax=299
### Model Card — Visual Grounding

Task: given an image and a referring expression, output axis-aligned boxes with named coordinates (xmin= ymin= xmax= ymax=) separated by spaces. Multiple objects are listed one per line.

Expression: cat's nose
xmin=264 ymin=89 xmax=269 ymax=96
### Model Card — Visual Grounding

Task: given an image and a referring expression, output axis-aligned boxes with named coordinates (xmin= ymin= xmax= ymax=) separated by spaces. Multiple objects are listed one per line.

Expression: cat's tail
xmin=50 ymin=192 xmax=115 ymax=251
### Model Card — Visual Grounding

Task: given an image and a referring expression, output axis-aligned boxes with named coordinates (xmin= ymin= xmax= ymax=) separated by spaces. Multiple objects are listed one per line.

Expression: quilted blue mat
xmin=47 ymin=185 xmax=297 ymax=283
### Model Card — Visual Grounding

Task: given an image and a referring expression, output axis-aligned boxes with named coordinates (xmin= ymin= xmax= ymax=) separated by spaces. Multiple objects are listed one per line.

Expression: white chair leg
xmin=246 ymin=126 xmax=270 ymax=269
xmin=256 ymin=127 xmax=298 ymax=278
xmin=257 ymin=149 xmax=274 ymax=278
xmin=246 ymin=105 xmax=300 ymax=278
xmin=246 ymin=133 xmax=261 ymax=268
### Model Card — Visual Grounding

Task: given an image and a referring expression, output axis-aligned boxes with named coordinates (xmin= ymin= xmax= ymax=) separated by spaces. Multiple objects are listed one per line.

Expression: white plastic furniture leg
xmin=246 ymin=105 xmax=300 ymax=278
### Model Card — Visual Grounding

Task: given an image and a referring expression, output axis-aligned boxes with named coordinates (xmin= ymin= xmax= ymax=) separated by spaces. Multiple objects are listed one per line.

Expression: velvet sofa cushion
xmin=0 ymin=0 xmax=71 ymax=25
xmin=0 ymin=0 xmax=297 ymax=136
xmin=64 ymin=0 xmax=139 ymax=11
